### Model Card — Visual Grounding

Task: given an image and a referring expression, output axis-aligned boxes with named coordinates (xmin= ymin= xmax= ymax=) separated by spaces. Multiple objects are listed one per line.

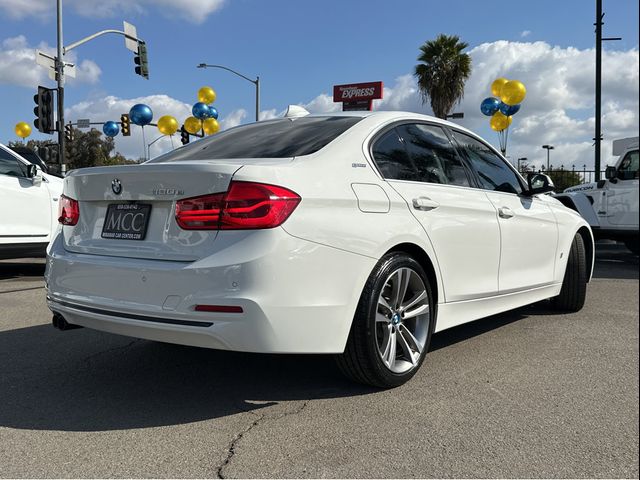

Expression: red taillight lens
xmin=221 ymin=181 xmax=301 ymax=230
xmin=175 ymin=181 xmax=301 ymax=231
xmin=175 ymin=193 xmax=224 ymax=230
xmin=58 ymin=195 xmax=79 ymax=226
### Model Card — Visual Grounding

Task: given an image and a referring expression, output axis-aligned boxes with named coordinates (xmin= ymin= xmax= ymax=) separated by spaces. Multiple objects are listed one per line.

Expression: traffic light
xmin=180 ymin=126 xmax=190 ymax=145
xmin=120 ymin=114 xmax=131 ymax=136
xmin=33 ymin=86 xmax=55 ymax=134
xmin=134 ymin=42 xmax=149 ymax=79
xmin=64 ymin=123 xmax=74 ymax=142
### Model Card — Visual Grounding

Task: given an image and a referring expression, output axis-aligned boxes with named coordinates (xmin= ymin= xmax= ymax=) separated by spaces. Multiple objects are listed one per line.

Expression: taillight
xmin=175 ymin=181 xmax=301 ymax=231
xmin=175 ymin=193 xmax=224 ymax=230
xmin=58 ymin=195 xmax=79 ymax=226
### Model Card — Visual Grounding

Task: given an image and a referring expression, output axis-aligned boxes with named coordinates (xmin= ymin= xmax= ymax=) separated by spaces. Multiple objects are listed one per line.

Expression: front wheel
xmin=336 ymin=253 xmax=435 ymax=388
xmin=551 ymin=233 xmax=587 ymax=312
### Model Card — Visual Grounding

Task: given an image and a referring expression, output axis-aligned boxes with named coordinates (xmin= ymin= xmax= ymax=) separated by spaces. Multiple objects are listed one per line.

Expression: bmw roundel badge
xmin=112 ymin=178 xmax=122 ymax=195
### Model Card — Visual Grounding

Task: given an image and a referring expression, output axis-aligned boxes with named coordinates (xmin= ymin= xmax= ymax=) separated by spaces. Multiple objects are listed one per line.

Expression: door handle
xmin=412 ymin=197 xmax=440 ymax=211
xmin=498 ymin=206 xmax=514 ymax=219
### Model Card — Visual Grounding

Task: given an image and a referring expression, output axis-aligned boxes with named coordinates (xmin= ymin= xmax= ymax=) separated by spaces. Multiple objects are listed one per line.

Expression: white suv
xmin=0 ymin=142 xmax=62 ymax=259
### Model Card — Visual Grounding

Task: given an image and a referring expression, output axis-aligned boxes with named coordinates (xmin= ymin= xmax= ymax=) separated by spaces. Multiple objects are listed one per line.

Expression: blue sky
xmin=1 ymin=0 xmax=638 ymax=166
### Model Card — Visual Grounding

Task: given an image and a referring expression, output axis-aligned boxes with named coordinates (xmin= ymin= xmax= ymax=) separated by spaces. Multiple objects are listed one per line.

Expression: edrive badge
xmin=112 ymin=178 xmax=122 ymax=195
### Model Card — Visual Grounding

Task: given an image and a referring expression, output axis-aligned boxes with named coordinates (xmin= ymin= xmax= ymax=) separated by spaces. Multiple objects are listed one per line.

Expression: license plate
xmin=101 ymin=203 xmax=151 ymax=241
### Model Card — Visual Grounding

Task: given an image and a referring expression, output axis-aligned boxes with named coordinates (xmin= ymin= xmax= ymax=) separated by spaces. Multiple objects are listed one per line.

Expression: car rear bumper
xmin=45 ymin=228 xmax=376 ymax=354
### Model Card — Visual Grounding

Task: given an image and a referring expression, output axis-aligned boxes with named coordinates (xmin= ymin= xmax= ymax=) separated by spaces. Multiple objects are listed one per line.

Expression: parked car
xmin=554 ymin=137 xmax=638 ymax=254
xmin=0 ymin=142 xmax=63 ymax=259
xmin=45 ymin=111 xmax=593 ymax=387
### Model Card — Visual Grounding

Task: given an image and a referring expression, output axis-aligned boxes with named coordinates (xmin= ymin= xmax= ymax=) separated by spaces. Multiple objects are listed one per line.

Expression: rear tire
xmin=551 ymin=233 xmax=587 ymax=312
xmin=336 ymin=253 xmax=435 ymax=388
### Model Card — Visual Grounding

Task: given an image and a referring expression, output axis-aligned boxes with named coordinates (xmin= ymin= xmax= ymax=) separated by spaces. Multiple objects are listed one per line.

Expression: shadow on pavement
xmin=0 ymin=323 xmax=379 ymax=432
xmin=0 ymin=260 xmax=46 ymax=281
xmin=592 ymin=243 xmax=639 ymax=280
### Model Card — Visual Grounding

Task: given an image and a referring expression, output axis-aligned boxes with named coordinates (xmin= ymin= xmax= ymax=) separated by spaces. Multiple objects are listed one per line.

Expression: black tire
xmin=336 ymin=252 xmax=435 ymax=388
xmin=551 ymin=233 xmax=587 ymax=312
xmin=623 ymin=238 xmax=639 ymax=255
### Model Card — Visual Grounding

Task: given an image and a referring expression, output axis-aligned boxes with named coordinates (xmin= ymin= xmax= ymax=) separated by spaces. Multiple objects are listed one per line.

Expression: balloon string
xmin=169 ymin=134 xmax=175 ymax=149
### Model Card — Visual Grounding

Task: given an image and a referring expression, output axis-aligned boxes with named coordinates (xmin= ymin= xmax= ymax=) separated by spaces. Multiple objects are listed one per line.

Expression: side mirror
xmin=27 ymin=164 xmax=43 ymax=186
xmin=605 ymin=166 xmax=617 ymax=180
xmin=525 ymin=173 xmax=555 ymax=196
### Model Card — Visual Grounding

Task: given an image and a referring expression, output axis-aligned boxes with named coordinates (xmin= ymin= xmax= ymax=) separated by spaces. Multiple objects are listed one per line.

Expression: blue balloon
xmin=208 ymin=106 xmax=219 ymax=120
xmin=480 ymin=97 xmax=501 ymax=116
xmin=102 ymin=121 xmax=120 ymax=137
xmin=192 ymin=102 xmax=211 ymax=120
xmin=499 ymin=102 xmax=521 ymax=116
xmin=129 ymin=103 xmax=153 ymax=126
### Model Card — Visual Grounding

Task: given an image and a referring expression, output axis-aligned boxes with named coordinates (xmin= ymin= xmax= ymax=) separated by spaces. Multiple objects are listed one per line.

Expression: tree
xmin=547 ymin=169 xmax=584 ymax=192
xmin=414 ymin=34 xmax=472 ymax=119
xmin=9 ymin=128 xmax=135 ymax=170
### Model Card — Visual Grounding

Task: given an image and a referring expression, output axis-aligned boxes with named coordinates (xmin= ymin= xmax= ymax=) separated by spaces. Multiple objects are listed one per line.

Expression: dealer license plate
xmin=101 ymin=203 xmax=151 ymax=240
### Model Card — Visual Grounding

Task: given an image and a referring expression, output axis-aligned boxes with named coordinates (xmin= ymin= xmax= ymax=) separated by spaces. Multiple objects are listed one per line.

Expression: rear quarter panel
xmin=230 ymin=127 xmax=445 ymax=305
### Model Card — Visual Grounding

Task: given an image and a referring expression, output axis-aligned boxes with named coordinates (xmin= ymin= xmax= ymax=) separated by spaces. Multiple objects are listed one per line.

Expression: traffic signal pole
xmin=52 ymin=8 xmax=146 ymax=172
xmin=56 ymin=0 xmax=66 ymax=173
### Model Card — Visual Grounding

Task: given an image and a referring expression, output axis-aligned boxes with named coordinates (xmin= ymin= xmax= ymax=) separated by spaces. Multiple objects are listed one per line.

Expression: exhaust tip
xmin=52 ymin=313 xmax=83 ymax=331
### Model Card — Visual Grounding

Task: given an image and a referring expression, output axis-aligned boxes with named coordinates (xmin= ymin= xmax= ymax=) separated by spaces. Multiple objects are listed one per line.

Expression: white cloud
xmin=521 ymin=30 xmax=531 ymax=38
xmin=0 ymin=35 xmax=101 ymax=87
xmin=283 ymin=41 xmax=638 ymax=170
xmin=0 ymin=0 xmax=225 ymax=23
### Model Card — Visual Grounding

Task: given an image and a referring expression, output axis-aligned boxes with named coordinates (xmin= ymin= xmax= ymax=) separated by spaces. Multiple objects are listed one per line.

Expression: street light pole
xmin=542 ymin=145 xmax=554 ymax=171
xmin=594 ymin=0 xmax=621 ymax=181
xmin=197 ymin=63 xmax=260 ymax=122
xmin=56 ymin=0 xmax=65 ymax=173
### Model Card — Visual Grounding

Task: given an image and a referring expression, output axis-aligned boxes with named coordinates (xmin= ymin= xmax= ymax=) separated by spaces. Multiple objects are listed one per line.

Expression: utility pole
xmin=594 ymin=0 xmax=621 ymax=180
xmin=56 ymin=0 xmax=65 ymax=173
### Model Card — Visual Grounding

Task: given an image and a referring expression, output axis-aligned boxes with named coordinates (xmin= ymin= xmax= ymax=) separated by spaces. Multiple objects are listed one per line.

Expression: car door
xmin=0 ymin=147 xmax=51 ymax=240
xmin=370 ymin=123 xmax=501 ymax=302
xmin=607 ymin=149 xmax=639 ymax=226
xmin=450 ymin=130 xmax=558 ymax=293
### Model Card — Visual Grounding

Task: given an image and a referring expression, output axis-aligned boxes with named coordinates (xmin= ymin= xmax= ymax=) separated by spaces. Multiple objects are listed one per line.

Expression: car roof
xmin=305 ymin=110 xmax=477 ymax=137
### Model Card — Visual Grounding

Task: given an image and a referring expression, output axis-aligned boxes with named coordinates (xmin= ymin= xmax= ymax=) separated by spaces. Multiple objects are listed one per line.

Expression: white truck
xmin=554 ymin=137 xmax=639 ymax=254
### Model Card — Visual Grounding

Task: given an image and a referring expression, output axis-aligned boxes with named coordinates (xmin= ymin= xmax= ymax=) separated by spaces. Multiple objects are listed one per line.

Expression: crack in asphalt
xmin=82 ymin=338 xmax=142 ymax=365
xmin=216 ymin=400 xmax=310 ymax=479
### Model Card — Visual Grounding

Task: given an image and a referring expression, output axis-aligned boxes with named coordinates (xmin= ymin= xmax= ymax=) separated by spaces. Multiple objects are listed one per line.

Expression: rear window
xmin=149 ymin=116 xmax=362 ymax=163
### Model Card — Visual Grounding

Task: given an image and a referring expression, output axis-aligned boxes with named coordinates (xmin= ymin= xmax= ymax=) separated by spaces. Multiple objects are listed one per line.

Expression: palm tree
xmin=414 ymin=34 xmax=472 ymax=119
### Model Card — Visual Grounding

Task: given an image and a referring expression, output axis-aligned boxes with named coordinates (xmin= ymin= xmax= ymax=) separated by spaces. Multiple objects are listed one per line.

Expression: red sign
xmin=333 ymin=81 xmax=384 ymax=103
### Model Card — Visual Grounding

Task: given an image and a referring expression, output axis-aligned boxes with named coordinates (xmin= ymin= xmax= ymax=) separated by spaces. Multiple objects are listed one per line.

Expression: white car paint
xmin=45 ymin=111 xmax=593 ymax=356
xmin=0 ymin=142 xmax=62 ymax=259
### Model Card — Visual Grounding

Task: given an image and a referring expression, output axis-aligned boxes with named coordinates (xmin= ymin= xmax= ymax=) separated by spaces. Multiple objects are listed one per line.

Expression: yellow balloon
xmin=15 ymin=121 xmax=32 ymax=139
xmin=184 ymin=116 xmax=202 ymax=135
xmin=490 ymin=111 xmax=510 ymax=132
xmin=157 ymin=115 xmax=179 ymax=135
xmin=500 ymin=80 xmax=526 ymax=106
xmin=202 ymin=118 xmax=220 ymax=135
xmin=198 ymin=86 xmax=216 ymax=104
xmin=491 ymin=78 xmax=509 ymax=97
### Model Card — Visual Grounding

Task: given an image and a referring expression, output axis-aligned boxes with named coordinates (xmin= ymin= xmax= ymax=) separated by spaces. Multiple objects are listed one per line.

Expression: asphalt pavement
xmin=0 ymin=244 xmax=638 ymax=478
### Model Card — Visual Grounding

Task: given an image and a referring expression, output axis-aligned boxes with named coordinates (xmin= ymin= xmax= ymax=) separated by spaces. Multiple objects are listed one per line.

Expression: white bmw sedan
xmin=46 ymin=111 xmax=593 ymax=387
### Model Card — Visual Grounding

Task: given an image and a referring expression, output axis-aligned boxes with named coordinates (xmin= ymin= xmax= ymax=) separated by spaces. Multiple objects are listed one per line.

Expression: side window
xmin=452 ymin=131 xmax=523 ymax=194
xmin=371 ymin=128 xmax=421 ymax=182
xmin=617 ymin=150 xmax=639 ymax=180
xmin=397 ymin=124 xmax=470 ymax=187
xmin=0 ymin=149 xmax=27 ymax=178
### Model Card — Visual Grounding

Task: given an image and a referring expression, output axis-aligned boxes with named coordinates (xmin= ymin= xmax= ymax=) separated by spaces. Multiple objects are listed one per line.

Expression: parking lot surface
xmin=0 ymin=244 xmax=638 ymax=478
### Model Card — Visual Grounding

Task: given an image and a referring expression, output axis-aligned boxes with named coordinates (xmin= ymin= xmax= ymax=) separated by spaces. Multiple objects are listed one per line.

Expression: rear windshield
xmin=149 ymin=116 xmax=362 ymax=162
